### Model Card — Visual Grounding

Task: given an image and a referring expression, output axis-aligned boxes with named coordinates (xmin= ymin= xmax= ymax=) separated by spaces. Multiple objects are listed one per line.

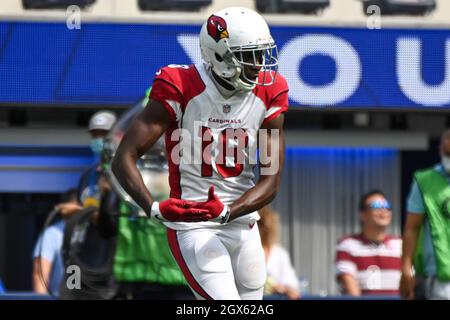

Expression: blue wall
xmin=1 ymin=21 xmax=449 ymax=108
xmin=0 ymin=146 xmax=93 ymax=193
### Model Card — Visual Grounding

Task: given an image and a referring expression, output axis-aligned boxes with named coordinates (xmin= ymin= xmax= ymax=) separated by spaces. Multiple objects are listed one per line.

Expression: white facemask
xmin=441 ymin=156 xmax=450 ymax=173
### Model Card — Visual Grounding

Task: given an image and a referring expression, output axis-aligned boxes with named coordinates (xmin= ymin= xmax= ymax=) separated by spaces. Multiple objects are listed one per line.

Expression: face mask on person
xmin=90 ymin=138 xmax=105 ymax=154
xmin=441 ymin=156 xmax=450 ymax=173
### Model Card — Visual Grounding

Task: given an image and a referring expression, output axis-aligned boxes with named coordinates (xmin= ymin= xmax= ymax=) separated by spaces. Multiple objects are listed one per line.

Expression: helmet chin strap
xmin=233 ymin=77 xmax=256 ymax=91
xmin=209 ymin=65 xmax=255 ymax=95
xmin=226 ymin=67 xmax=256 ymax=92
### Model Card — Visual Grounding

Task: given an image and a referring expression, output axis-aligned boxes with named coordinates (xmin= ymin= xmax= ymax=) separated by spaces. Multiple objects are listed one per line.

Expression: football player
xmin=112 ymin=7 xmax=288 ymax=300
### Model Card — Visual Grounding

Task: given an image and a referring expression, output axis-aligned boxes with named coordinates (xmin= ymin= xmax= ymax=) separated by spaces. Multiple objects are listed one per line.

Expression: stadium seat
xmin=138 ymin=0 xmax=212 ymax=11
xmin=362 ymin=0 xmax=437 ymax=15
xmin=22 ymin=0 xmax=96 ymax=9
xmin=256 ymin=0 xmax=330 ymax=14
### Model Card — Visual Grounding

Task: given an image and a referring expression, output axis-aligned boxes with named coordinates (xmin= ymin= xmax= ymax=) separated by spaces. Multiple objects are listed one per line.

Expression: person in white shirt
xmin=258 ymin=206 xmax=300 ymax=300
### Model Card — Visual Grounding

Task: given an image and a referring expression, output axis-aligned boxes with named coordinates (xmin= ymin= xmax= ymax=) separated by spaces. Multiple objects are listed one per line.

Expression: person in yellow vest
xmin=98 ymin=88 xmax=192 ymax=299
xmin=400 ymin=129 xmax=450 ymax=300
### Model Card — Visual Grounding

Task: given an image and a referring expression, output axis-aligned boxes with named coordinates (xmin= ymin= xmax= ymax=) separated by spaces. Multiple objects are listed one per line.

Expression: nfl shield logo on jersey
xmin=223 ymin=104 xmax=231 ymax=114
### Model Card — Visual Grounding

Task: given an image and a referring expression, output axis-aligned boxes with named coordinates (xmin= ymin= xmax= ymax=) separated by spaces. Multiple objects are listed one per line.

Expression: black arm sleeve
xmin=98 ymin=190 xmax=121 ymax=238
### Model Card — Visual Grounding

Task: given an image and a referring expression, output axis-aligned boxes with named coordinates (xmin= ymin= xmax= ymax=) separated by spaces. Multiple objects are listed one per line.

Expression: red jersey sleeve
xmin=335 ymin=237 xmax=358 ymax=276
xmin=261 ymin=73 xmax=289 ymax=125
xmin=149 ymin=66 xmax=184 ymax=123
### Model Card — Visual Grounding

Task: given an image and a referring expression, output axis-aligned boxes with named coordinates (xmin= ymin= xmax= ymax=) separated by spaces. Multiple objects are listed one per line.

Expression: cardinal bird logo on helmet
xmin=207 ymin=15 xmax=229 ymax=43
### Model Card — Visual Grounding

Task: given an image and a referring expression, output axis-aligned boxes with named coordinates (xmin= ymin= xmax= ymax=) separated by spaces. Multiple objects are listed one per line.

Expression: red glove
xmin=196 ymin=185 xmax=231 ymax=224
xmin=150 ymin=198 xmax=209 ymax=222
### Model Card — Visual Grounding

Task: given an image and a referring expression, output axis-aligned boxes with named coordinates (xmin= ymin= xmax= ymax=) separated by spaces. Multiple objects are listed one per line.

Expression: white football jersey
xmin=150 ymin=63 xmax=288 ymax=229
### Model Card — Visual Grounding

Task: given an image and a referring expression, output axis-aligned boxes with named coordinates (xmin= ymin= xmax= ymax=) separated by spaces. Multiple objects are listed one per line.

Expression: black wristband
xmin=221 ymin=206 xmax=231 ymax=224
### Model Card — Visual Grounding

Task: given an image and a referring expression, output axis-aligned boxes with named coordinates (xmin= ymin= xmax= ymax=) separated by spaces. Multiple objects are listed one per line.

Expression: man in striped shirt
xmin=335 ymin=190 xmax=402 ymax=296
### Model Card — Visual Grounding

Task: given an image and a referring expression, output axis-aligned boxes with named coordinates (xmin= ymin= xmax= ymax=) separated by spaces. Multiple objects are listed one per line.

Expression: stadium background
xmin=0 ymin=0 xmax=449 ymax=296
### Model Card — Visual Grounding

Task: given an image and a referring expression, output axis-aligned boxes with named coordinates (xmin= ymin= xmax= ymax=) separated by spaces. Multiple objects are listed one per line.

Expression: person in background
xmin=400 ymin=129 xmax=450 ymax=300
xmin=335 ymin=190 xmax=402 ymax=297
xmin=32 ymin=189 xmax=82 ymax=296
xmin=258 ymin=206 xmax=300 ymax=300
xmin=58 ymin=111 xmax=118 ymax=300
xmin=78 ymin=110 xmax=117 ymax=208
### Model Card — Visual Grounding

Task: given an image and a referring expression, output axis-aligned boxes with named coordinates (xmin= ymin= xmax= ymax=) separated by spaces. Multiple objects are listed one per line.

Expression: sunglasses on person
xmin=366 ymin=200 xmax=392 ymax=210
